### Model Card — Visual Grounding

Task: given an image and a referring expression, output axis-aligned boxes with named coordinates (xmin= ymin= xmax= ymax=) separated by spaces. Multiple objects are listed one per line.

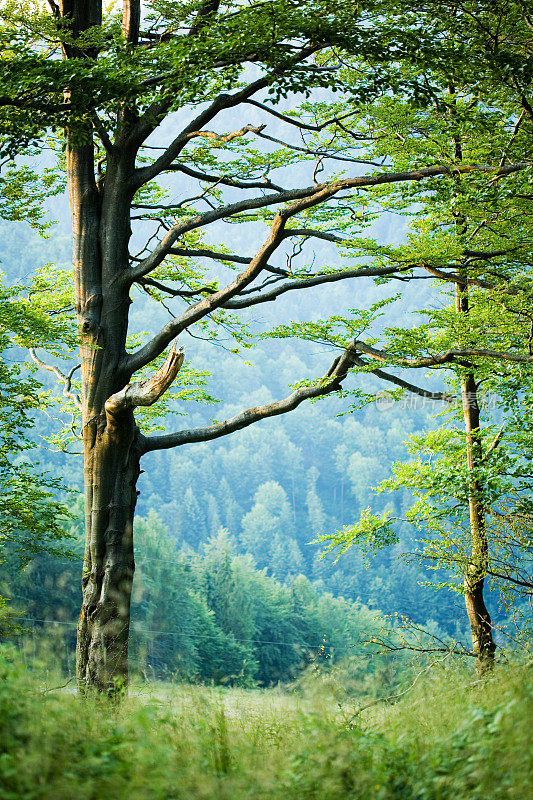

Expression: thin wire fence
xmin=12 ymin=617 xmax=339 ymax=684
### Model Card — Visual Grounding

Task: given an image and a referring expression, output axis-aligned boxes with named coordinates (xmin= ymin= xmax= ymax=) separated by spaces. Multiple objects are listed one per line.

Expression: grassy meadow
xmin=1 ymin=648 xmax=531 ymax=800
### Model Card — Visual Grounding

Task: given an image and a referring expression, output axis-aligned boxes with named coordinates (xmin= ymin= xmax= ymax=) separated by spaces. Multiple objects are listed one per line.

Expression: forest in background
xmin=2 ymin=112 xmax=531 ymax=679
xmin=1 ymin=0 xmax=530 ymax=685
xmin=1 ymin=191 xmax=475 ymax=686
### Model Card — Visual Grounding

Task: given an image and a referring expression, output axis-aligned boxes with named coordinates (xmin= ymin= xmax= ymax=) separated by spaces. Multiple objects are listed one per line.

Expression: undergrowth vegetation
xmin=1 ymin=647 xmax=531 ymax=800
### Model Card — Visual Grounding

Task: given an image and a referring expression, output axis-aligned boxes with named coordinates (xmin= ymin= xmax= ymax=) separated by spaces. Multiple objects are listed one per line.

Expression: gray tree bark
xmin=455 ymin=287 xmax=496 ymax=672
xmin=67 ymin=131 xmax=141 ymax=691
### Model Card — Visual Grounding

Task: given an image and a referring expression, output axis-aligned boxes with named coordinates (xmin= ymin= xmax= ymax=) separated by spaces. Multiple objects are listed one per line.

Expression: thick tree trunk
xmin=456 ymin=291 xmax=496 ymax=672
xmin=76 ymin=414 xmax=141 ymax=692
xmin=62 ymin=0 xmax=180 ymax=686
xmin=65 ymin=124 xmax=141 ymax=691
xmin=463 ymin=569 xmax=496 ymax=671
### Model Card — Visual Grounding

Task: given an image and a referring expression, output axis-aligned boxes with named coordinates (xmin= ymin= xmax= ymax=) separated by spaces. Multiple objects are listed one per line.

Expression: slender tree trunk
xmin=449 ymin=96 xmax=496 ymax=670
xmin=455 ymin=286 xmax=496 ymax=672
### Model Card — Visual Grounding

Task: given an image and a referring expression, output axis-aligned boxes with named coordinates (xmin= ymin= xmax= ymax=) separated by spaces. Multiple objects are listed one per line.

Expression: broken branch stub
xmin=105 ymin=343 xmax=184 ymax=419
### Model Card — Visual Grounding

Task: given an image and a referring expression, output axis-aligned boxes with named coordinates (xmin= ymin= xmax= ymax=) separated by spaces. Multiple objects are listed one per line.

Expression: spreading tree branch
xmin=139 ymin=340 xmax=453 ymax=454
xmin=222 ymin=266 xmax=409 ymax=309
xmin=128 ymin=162 xmax=529 ymax=285
xmin=165 ymin=162 xmax=286 ymax=192
xmin=128 ymin=45 xmax=319 ymax=177
xmin=124 ymin=161 xmax=531 ymax=379
xmin=358 ymin=359 xmax=454 ymax=402
xmin=125 ymin=182 xmax=356 ymax=374
xmin=283 ymin=227 xmax=344 ymax=243
xmin=140 ymin=339 xmax=359 ymax=453
xmin=352 ymin=340 xmax=533 ymax=367
xmin=244 ymin=98 xmax=361 ymax=133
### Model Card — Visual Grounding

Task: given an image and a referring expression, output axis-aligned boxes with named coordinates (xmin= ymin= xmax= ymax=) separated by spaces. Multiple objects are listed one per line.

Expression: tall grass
xmin=0 ymin=646 xmax=531 ymax=800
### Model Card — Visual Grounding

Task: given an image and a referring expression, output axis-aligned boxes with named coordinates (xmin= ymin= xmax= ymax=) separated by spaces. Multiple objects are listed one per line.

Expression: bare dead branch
xmin=29 ymin=348 xmax=82 ymax=411
xmin=105 ymin=343 xmax=184 ymax=421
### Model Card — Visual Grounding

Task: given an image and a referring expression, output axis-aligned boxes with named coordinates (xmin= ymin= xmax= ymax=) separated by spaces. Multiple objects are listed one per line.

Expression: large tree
xmin=0 ymin=0 xmax=527 ymax=691
xmin=302 ymin=1 xmax=533 ymax=670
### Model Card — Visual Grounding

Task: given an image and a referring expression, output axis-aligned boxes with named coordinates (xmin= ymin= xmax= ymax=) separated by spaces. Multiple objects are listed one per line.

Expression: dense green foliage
xmin=1 ymin=647 xmax=531 ymax=800
xmin=0 ymin=278 xmax=72 ymax=564
xmin=0 ymin=232 xmax=73 ymax=635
